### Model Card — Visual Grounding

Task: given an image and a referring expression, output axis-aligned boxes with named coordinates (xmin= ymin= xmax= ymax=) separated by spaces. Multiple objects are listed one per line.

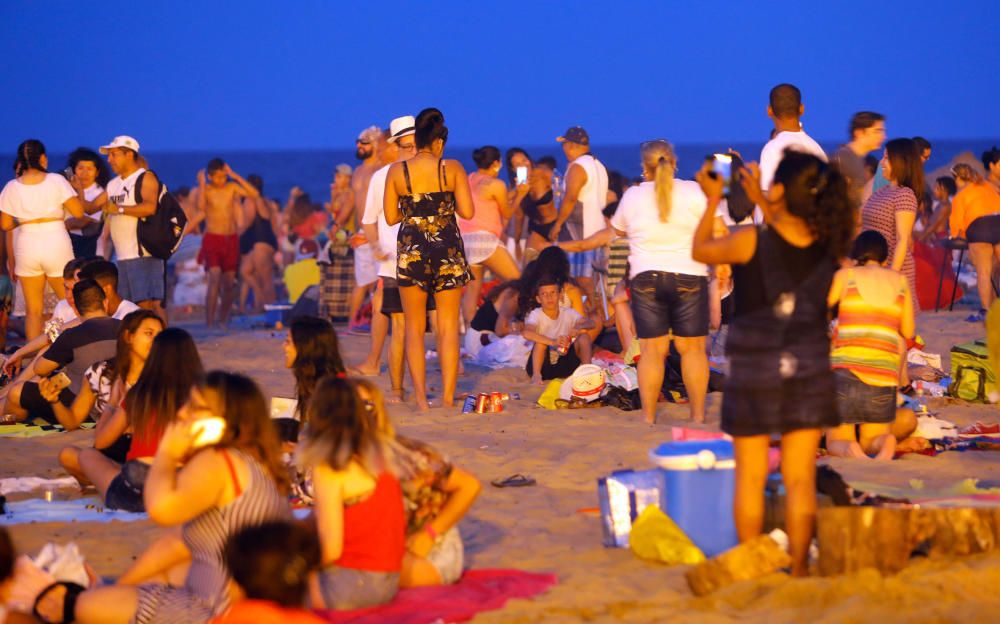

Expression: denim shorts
xmin=105 ymin=459 xmax=150 ymax=512
xmin=425 ymin=527 xmax=464 ymax=585
xmin=319 ymin=566 xmax=399 ymax=610
xmin=834 ymin=369 xmax=896 ymax=424
xmin=629 ymin=271 xmax=708 ymax=338
xmin=118 ymin=257 xmax=165 ymax=303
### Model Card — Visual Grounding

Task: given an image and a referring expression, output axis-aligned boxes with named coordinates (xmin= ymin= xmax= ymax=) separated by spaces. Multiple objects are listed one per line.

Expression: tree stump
xmin=685 ymin=534 xmax=791 ymax=596
xmin=816 ymin=506 xmax=1000 ymax=576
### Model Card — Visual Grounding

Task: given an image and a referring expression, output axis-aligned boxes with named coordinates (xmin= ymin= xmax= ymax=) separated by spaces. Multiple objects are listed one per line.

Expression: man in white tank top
xmin=552 ymin=126 xmax=609 ymax=294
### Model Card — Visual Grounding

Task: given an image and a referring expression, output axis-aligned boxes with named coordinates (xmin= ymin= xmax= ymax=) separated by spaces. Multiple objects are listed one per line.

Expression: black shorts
xmin=105 ymin=460 xmax=150 ymax=512
xmin=965 ymin=214 xmax=1000 ymax=244
xmin=380 ymin=277 xmax=436 ymax=316
xmin=629 ymin=271 xmax=709 ymax=339
xmin=525 ymin=346 xmax=581 ymax=380
xmin=834 ymin=370 xmax=896 ymax=424
xmin=20 ymin=381 xmax=74 ymax=425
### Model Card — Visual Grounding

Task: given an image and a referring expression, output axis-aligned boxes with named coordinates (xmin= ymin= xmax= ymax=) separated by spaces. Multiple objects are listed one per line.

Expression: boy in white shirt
xmin=522 ymin=278 xmax=594 ymax=383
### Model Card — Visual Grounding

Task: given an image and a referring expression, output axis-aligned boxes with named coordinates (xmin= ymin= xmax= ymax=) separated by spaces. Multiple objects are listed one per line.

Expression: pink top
xmin=459 ymin=172 xmax=503 ymax=237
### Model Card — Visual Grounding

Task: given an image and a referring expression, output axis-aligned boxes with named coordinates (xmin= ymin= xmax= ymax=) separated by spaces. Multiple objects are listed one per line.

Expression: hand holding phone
xmin=712 ymin=154 xmax=733 ymax=193
xmin=190 ymin=417 xmax=227 ymax=449
xmin=49 ymin=372 xmax=72 ymax=393
xmin=515 ymin=166 xmax=528 ymax=186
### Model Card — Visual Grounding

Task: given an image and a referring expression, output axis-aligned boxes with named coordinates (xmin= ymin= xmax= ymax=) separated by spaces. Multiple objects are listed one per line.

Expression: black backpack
xmin=726 ymin=152 xmax=755 ymax=223
xmin=134 ymin=171 xmax=188 ymax=260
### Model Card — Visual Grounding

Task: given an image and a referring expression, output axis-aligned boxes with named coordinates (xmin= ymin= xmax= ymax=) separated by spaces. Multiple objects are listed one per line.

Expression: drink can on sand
xmin=475 ymin=393 xmax=489 ymax=413
xmin=462 ymin=395 xmax=477 ymax=413
xmin=490 ymin=392 xmax=504 ymax=412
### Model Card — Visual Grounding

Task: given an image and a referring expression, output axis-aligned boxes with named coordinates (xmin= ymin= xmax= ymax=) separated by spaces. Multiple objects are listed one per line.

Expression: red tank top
xmin=126 ymin=421 xmax=161 ymax=461
xmin=336 ymin=472 xmax=405 ymax=572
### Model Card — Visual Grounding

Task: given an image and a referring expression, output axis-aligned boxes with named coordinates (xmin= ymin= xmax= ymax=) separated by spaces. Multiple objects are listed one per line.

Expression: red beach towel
xmin=319 ymin=569 xmax=557 ymax=624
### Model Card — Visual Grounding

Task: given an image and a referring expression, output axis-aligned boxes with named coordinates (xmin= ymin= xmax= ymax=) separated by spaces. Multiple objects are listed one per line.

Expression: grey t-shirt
xmin=46 ymin=316 xmax=122 ymax=395
xmin=833 ymin=145 xmax=867 ymax=209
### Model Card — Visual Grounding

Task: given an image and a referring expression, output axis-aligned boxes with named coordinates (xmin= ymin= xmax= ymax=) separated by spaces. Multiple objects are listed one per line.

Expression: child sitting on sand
xmin=212 ymin=522 xmax=325 ymax=624
xmin=522 ymin=278 xmax=595 ymax=383
xmin=827 ymin=231 xmax=915 ymax=460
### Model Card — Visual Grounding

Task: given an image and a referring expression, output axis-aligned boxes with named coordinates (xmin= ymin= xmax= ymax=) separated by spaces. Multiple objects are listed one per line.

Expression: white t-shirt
xmin=525 ymin=306 xmax=582 ymax=341
xmin=568 ymin=154 xmax=610 ymax=238
xmin=610 ymin=180 xmax=710 ymax=278
xmin=0 ymin=173 xmax=76 ymax=221
xmin=48 ymin=298 xmax=141 ymax=327
xmin=113 ymin=299 xmax=141 ymax=319
xmin=66 ymin=184 xmax=104 ymax=235
xmin=759 ymin=130 xmax=827 ymax=191
xmin=361 ymin=164 xmax=399 ymax=278
xmin=106 ymin=168 xmax=146 ymax=260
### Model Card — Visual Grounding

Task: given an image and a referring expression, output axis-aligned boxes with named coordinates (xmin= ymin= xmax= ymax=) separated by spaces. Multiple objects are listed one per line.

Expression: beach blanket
xmin=0 ymin=422 xmax=95 ymax=438
xmin=0 ymin=499 xmax=315 ymax=525
xmin=0 ymin=477 xmax=77 ymax=495
xmin=319 ymin=569 xmax=557 ymax=624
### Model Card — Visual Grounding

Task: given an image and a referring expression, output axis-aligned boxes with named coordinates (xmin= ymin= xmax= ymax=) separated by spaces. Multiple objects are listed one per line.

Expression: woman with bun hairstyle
xmin=384 ymin=108 xmax=473 ymax=411
xmin=692 ymin=150 xmax=854 ymax=577
xmin=0 ymin=140 xmax=87 ymax=340
xmin=459 ymin=145 xmax=520 ymax=331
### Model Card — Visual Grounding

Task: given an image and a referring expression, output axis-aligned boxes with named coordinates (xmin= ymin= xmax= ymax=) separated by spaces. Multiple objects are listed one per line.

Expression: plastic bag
xmin=628 ymin=505 xmax=705 ymax=565
xmin=33 ymin=542 xmax=90 ymax=588
xmin=536 ymin=379 xmax=564 ymax=410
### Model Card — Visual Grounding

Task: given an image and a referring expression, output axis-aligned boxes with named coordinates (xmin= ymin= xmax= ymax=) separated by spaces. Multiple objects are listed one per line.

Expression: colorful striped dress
xmin=831 ymin=269 xmax=906 ymax=387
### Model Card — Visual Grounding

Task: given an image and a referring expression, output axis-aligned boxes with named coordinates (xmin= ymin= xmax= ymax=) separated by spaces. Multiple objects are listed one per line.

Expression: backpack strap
xmin=134 ymin=171 xmax=146 ymax=204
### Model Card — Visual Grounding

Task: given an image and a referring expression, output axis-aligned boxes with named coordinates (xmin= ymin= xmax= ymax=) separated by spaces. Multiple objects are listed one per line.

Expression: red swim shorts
xmin=198 ymin=233 xmax=240 ymax=273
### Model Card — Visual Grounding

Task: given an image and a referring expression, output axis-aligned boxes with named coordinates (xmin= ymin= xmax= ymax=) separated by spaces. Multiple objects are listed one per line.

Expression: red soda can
xmin=475 ymin=393 xmax=489 ymax=413
xmin=490 ymin=391 xmax=504 ymax=412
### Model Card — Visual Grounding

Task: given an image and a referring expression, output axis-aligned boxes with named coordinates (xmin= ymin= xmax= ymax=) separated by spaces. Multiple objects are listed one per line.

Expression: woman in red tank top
xmin=298 ymin=376 xmax=405 ymax=610
xmin=77 ymin=327 xmax=204 ymax=512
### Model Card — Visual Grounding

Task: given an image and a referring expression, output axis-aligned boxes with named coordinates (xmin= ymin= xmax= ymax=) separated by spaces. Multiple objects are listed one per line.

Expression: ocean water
xmin=2 ymin=139 xmax=996 ymax=205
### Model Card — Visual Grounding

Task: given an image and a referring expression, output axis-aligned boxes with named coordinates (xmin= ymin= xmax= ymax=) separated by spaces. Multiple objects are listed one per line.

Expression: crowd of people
xmin=1 ymin=85 xmax=1000 ymax=620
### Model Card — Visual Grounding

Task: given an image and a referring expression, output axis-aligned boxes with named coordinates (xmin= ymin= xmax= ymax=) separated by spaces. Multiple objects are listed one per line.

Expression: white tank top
xmin=568 ymin=154 xmax=609 ymax=238
xmin=106 ymin=168 xmax=146 ymax=260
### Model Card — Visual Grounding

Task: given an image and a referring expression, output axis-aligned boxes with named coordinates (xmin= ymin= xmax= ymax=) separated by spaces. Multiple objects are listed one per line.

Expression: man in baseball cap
xmin=99 ymin=135 xmax=140 ymax=154
xmin=556 ymin=126 xmax=590 ymax=146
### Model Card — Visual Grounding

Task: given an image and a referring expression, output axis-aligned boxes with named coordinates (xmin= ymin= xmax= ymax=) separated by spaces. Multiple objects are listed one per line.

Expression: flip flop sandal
xmin=491 ymin=474 xmax=536 ymax=488
xmin=33 ymin=581 xmax=86 ymax=624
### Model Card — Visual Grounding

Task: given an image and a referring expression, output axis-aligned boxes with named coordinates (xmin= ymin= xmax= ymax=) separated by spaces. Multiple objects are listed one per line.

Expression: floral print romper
xmin=396 ymin=160 xmax=472 ymax=292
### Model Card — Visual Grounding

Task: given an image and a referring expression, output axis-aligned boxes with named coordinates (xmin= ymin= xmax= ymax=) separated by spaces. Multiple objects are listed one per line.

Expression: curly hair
xmin=774 ymin=149 xmax=854 ymax=259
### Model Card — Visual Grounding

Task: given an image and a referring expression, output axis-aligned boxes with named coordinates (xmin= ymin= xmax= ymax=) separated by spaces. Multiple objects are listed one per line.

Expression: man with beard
xmin=345 ymin=125 xmax=383 ymax=333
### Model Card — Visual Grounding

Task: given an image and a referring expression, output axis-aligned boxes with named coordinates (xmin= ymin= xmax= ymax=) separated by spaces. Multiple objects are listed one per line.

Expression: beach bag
xmin=948 ymin=340 xmax=996 ymax=402
xmin=134 ymin=171 xmax=188 ymax=260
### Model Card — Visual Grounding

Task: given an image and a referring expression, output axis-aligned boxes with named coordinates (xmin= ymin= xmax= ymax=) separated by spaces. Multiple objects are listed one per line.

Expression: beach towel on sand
xmin=0 ymin=422 xmax=95 ymax=438
xmin=319 ymin=569 xmax=557 ymax=624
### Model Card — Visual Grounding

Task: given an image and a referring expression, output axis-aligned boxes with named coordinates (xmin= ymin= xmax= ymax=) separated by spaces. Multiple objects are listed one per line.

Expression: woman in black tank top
xmin=384 ymin=108 xmax=473 ymax=412
xmin=691 ymin=152 xmax=854 ymax=578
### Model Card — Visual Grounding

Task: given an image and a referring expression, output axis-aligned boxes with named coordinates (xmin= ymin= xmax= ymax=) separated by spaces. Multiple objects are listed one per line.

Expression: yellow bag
xmin=536 ymin=379 xmax=563 ymax=410
xmin=629 ymin=505 xmax=705 ymax=565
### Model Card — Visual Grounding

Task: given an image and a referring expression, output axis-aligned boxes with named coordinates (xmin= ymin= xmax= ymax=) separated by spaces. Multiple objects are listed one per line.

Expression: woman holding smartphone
xmin=460 ymin=146 xmax=520 ymax=331
xmin=35 ymin=372 xmax=291 ymax=624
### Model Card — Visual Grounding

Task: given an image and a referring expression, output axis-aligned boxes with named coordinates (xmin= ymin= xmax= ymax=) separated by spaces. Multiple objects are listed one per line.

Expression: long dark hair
xmin=67 ymin=147 xmax=112 ymax=188
xmin=14 ymin=139 xmax=46 ymax=176
xmin=201 ymin=371 xmax=289 ymax=493
xmin=299 ymin=376 xmax=392 ymax=474
xmin=125 ymin=328 xmax=204 ymax=439
xmin=290 ymin=316 xmax=345 ymax=421
xmin=505 ymin=147 xmax=530 ymax=186
xmin=414 ymin=107 xmax=448 ymax=149
xmin=885 ymin=138 xmax=926 ymax=210
xmin=773 ymin=150 xmax=854 ymax=259
xmin=108 ymin=310 xmax=164 ymax=386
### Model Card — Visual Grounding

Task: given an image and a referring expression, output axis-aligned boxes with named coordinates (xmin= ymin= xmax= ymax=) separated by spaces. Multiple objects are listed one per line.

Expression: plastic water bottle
xmin=552 ymin=169 xmax=563 ymax=208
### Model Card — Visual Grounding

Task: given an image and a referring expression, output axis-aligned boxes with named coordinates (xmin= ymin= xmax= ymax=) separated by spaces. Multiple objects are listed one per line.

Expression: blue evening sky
xmin=1 ymin=0 xmax=996 ymax=152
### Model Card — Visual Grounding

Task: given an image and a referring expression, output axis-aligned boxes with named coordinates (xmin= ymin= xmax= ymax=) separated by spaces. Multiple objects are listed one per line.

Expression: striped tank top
xmin=831 ymin=269 xmax=906 ymax=387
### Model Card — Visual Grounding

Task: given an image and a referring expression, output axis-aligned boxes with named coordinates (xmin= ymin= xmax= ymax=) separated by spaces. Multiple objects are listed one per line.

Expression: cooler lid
xmin=649 ymin=439 xmax=735 ymax=471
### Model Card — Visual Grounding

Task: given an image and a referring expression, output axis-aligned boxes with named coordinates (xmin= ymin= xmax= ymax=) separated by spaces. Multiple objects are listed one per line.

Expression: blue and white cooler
xmin=648 ymin=439 xmax=738 ymax=557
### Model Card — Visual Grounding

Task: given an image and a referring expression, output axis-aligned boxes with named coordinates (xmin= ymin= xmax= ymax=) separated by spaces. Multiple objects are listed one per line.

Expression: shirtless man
xmin=191 ymin=158 xmax=255 ymax=328
xmin=345 ymin=126 xmax=383 ymax=333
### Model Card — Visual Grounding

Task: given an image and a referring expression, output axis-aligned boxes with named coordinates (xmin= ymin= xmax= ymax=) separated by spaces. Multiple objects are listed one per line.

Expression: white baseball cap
xmin=387 ymin=116 xmax=415 ymax=143
xmin=99 ymin=135 xmax=140 ymax=154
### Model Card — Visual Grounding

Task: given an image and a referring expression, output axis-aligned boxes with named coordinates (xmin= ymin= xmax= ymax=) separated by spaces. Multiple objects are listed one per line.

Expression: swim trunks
xmin=198 ymin=233 xmax=240 ymax=273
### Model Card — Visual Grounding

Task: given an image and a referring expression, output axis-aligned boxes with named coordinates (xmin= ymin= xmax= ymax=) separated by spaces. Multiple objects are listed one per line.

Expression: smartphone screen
xmin=515 ymin=166 xmax=528 ymax=186
xmin=712 ymin=154 xmax=732 ymax=192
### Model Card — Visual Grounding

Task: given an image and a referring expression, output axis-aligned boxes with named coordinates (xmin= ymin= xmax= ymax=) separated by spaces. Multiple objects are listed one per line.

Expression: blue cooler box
xmin=649 ymin=439 xmax=738 ymax=557
xmin=596 ymin=469 xmax=665 ymax=548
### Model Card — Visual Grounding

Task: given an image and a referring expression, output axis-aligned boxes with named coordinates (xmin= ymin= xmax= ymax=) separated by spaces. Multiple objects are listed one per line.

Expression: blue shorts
xmin=834 ymin=369 xmax=896 ymax=424
xmin=569 ymin=249 xmax=597 ymax=279
xmin=118 ymin=257 xmax=165 ymax=303
xmin=629 ymin=271 xmax=709 ymax=338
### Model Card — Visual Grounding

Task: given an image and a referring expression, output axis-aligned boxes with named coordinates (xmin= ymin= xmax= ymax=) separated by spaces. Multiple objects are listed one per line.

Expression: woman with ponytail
xmin=607 ymin=139 xmax=723 ymax=424
xmin=0 ymin=140 xmax=87 ymax=340
xmin=692 ymin=149 xmax=854 ymax=577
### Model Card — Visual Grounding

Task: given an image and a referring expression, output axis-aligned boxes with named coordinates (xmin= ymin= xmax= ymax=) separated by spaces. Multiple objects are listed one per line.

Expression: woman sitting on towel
xmin=34 ymin=372 xmax=291 ymax=624
xmin=356 ymin=378 xmax=481 ymax=586
xmin=55 ymin=310 xmax=164 ymax=489
xmin=298 ymin=376 xmax=405 ymax=610
xmin=692 ymin=150 xmax=855 ymax=576
xmin=827 ymin=230 xmax=916 ymax=460
xmin=74 ymin=328 xmax=204 ymax=512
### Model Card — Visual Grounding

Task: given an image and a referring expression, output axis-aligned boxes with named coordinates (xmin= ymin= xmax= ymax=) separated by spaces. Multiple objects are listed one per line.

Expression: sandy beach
xmin=4 ymin=308 xmax=1000 ymax=623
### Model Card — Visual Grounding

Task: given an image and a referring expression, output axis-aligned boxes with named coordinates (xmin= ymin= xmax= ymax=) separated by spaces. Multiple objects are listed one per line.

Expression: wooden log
xmin=816 ymin=506 xmax=1000 ymax=576
xmin=685 ymin=534 xmax=791 ymax=596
